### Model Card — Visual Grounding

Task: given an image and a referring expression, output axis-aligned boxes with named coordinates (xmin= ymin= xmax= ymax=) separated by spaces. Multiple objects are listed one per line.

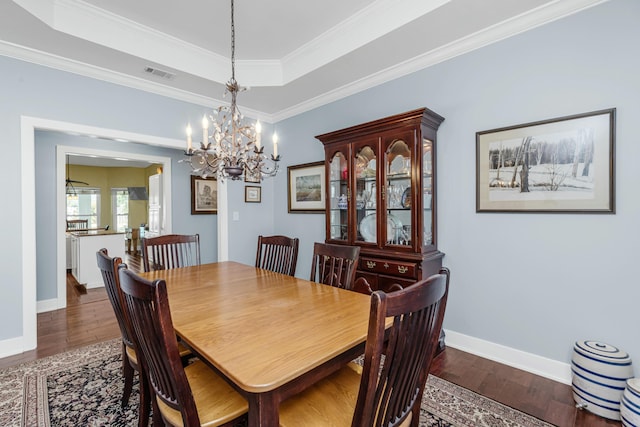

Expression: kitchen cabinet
xmin=70 ymin=230 xmax=125 ymax=288
xmin=147 ymin=173 xmax=163 ymax=238
xmin=316 ymin=108 xmax=444 ymax=293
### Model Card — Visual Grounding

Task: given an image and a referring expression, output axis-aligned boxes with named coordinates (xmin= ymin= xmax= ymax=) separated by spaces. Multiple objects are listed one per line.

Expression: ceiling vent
xmin=144 ymin=66 xmax=175 ymax=80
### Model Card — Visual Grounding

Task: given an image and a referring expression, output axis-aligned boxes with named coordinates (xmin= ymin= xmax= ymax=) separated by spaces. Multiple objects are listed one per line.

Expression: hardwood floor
xmin=0 ymin=255 xmax=620 ymax=426
xmin=0 ymin=253 xmax=142 ymax=369
xmin=429 ymin=348 xmax=619 ymax=426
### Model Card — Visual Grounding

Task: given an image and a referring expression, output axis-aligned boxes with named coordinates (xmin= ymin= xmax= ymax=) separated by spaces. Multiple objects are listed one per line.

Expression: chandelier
xmin=181 ymin=0 xmax=280 ymax=181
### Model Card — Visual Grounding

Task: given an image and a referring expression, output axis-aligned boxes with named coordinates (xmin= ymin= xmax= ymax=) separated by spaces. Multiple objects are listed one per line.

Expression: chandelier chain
xmin=180 ymin=0 xmax=280 ymax=181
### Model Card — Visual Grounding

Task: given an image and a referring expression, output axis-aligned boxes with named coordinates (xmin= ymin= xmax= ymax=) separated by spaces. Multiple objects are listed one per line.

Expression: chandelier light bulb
xmin=255 ymin=120 xmax=262 ymax=150
xmin=186 ymin=124 xmax=193 ymax=151
xmin=273 ymin=132 xmax=279 ymax=158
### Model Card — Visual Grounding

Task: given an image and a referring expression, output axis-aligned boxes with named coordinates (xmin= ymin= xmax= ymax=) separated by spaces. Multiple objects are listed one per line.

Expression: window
xmin=66 ymin=188 xmax=100 ymax=228
xmin=112 ymin=188 xmax=129 ymax=232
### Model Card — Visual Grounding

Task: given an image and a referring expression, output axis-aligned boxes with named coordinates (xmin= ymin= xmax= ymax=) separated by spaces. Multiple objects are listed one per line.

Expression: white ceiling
xmin=3 ymin=0 xmax=607 ymax=122
xmin=67 ymin=152 xmax=154 ymax=168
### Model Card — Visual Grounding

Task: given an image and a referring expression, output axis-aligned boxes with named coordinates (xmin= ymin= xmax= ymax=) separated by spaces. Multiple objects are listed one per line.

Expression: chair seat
xmin=279 ymin=364 xmax=361 ymax=427
xmin=156 ymin=360 xmax=248 ymax=427
xmin=279 ymin=362 xmax=413 ymax=427
xmin=177 ymin=341 xmax=192 ymax=358
xmin=125 ymin=344 xmax=137 ymax=365
xmin=125 ymin=341 xmax=191 ymax=365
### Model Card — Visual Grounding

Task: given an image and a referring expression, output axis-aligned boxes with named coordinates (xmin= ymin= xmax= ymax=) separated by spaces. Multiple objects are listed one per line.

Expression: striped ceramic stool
xmin=572 ymin=340 xmax=634 ymax=420
xmin=621 ymin=378 xmax=640 ymax=427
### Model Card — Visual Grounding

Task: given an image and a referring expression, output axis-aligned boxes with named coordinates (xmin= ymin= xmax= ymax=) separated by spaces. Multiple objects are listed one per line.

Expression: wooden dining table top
xmin=139 ymin=261 xmax=374 ymax=398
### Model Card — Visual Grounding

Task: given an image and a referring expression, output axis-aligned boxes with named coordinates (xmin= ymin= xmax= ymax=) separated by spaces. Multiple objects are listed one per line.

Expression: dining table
xmin=139 ymin=261 xmax=376 ymax=426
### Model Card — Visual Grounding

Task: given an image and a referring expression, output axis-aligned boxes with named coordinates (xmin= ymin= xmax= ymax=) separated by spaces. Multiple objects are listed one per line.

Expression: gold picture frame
xmin=287 ymin=161 xmax=325 ymax=213
xmin=245 ymin=185 xmax=261 ymax=203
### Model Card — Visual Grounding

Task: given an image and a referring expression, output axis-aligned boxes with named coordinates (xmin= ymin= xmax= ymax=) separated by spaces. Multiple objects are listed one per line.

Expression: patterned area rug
xmin=0 ymin=339 xmax=553 ymax=426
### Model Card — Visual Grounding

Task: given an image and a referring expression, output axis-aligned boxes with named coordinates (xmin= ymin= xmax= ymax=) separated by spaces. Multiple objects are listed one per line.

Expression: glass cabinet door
xmin=423 ymin=138 xmax=434 ymax=246
xmin=328 ymin=151 xmax=349 ymax=241
xmin=354 ymin=145 xmax=377 ymax=244
xmin=385 ymin=138 xmax=412 ymax=247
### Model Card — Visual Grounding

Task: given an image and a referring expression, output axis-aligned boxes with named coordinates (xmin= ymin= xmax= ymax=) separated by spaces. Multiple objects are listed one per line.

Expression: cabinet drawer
xmin=359 ymin=257 xmax=418 ymax=279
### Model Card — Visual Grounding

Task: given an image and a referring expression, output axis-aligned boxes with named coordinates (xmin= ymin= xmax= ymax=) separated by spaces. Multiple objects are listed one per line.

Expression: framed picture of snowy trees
xmin=476 ymin=109 xmax=615 ymax=213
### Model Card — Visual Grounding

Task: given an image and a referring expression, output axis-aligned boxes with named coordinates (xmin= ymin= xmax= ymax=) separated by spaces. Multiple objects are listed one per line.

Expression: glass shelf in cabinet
xmin=387 ymin=174 xmax=410 ymax=181
xmin=356 ymin=176 xmax=376 ymax=182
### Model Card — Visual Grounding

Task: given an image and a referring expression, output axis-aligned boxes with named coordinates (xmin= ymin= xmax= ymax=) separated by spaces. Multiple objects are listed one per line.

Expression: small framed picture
xmin=191 ymin=175 xmax=217 ymax=214
xmin=245 ymin=185 xmax=261 ymax=203
xmin=287 ymin=161 xmax=325 ymax=213
xmin=244 ymin=169 xmax=261 ymax=183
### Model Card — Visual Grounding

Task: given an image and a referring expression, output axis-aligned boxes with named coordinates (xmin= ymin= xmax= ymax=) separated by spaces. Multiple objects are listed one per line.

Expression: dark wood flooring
xmin=0 ymin=254 xmax=619 ymax=426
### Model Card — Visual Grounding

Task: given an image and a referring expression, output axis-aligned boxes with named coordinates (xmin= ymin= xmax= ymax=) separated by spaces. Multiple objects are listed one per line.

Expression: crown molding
xmin=270 ymin=0 xmax=609 ymax=122
xmin=12 ymin=0 xmax=448 ymax=87
xmin=4 ymin=0 xmax=609 ymax=124
xmin=281 ymin=0 xmax=449 ymax=84
xmin=0 ymin=39 xmax=275 ymax=124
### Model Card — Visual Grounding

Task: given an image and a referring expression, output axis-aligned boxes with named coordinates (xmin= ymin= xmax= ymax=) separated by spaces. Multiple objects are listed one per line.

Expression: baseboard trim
xmin=0 ymin=336 xmax=25 ymax=359
xmin=443 ymin=329 xmax=572 ymax=385
xmin=37 ymin=298 xmax=59 ymax=313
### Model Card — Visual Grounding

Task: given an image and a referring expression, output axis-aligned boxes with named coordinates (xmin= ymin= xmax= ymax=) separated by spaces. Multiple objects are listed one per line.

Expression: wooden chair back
xmin=354 ymin=267 xmax=450 ymax=426
xmin=255 ymin=235 xmax=300 ymax=276
xmin=141 ymin=234 xmax=200 ymax=272
xmin=118 ymin=267 xmax=202 ymax=426
xmin=96 ymin=248 xmax=148 ymax=421
xmin=96 ymin=249 xmax=134 ymax=350
xmin=310 ymin=242 xmax=360 ymax=290
xmin=66 ymin=219 xmax=88 ymax=231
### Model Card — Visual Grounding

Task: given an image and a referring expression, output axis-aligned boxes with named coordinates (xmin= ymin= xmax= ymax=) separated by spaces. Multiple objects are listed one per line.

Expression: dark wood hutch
xmin=316 ymin=108 xmax=445 ymax=292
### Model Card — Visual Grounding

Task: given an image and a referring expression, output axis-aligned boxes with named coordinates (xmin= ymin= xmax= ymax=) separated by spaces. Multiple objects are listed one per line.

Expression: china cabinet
xmin=316 ymin=108 xmax=444 ymax=293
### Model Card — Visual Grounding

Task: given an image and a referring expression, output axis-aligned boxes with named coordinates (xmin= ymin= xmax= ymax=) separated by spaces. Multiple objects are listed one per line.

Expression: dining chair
xmin=95 ymin=248 xmax=151 ymax=426
xmin=141 ymin=233 xmax=200 ymax=272
xmin=97 ymin=248 xmax=194 ymax=426
xmin=352 ymin=277 xmax=404 ymax=295
xmin=279 ymin=267 xmax=450 ymax=427
xmin=117 ymin=267 xmax=248 ymax=427
xmin=66 ymin=219 xmax=88 ymax=231
xmin=125 ymin=228 xmax=140 ymax=254
xmin=310 ymin=242 xmax=360 ymax=290
xmin=255 ymin=235 xmax=300 ymax=276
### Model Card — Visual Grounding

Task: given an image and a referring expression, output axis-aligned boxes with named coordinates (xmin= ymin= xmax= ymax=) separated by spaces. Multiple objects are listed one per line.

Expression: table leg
xmin=247 ymin=391 xmax=279 ymax=427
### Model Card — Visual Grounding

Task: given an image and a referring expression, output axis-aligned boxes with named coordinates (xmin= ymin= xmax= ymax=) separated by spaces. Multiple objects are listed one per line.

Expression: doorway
xmin=55 ymin=144 xmax=173 ymax=310
xmin=20 ymin=116 xmax=184 ymax=352
xmin=62 ymin=151 xmax=165 ymax=307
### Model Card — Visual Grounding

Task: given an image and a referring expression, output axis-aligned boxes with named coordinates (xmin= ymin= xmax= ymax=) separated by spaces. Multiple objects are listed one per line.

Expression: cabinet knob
xmin=366 ymin=261 xmax=376 ymax=269
xmin=398 ymin=266 xmax=408 ymax=274
xmin=384 ymin=263 xmax=389 ymax=269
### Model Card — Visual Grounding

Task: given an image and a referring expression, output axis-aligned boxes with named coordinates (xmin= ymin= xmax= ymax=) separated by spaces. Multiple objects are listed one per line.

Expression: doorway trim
xmin=55 ymin=144 xmax=173 ymax=310
xmin=20 ymin=115 xmax=184 ymax=352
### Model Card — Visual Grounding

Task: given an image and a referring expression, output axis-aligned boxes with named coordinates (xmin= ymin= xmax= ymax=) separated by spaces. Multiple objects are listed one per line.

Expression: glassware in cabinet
xmin=423 ymin=138 xmax=434 ymax=246
xmin=384 ymin=138 xmax=412 ymax=247
xmin=328 ymin=151 xmax=348 ymax=242
xmin=354 ymin=145 xmax=377 ymax=244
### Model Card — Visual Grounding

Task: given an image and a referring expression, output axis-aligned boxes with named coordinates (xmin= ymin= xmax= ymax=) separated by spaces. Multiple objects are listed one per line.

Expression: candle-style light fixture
xmin=181 ymin=0 xmax=280 ymax=181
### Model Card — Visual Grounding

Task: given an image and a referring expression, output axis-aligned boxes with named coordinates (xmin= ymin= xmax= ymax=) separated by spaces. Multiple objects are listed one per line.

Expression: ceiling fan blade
xmin=66 ymin=155 xmax=90 ymax=186
xmin=66 ymin=179 xmax=90 ymax=186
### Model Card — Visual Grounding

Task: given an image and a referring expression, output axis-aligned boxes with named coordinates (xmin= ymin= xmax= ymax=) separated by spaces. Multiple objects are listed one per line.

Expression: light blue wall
xmin=34 ymin=131 xmax=219 ymax=301
xmin=0 ymin=55 xmax=269 ymax=341
xmin=2 ymin=0 xmax=638 ymax=370
xmin=274 ymin=0 xmax=640 ymax=364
